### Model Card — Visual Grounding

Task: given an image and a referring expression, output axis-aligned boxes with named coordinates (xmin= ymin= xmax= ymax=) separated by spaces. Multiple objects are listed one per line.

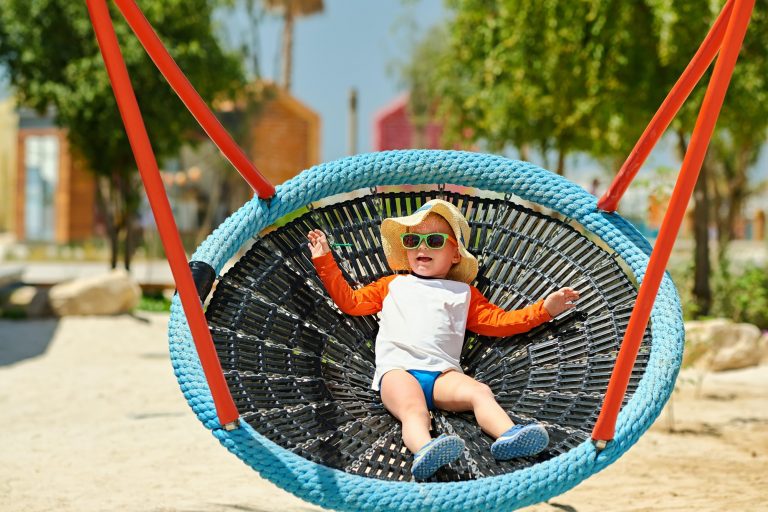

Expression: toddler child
xmin=307 ymin=199 xmax=579 ymax=480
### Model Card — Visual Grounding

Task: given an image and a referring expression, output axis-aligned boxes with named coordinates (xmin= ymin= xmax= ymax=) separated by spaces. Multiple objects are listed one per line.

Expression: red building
xmin=372 ymin=94 xmax=444 ymax=151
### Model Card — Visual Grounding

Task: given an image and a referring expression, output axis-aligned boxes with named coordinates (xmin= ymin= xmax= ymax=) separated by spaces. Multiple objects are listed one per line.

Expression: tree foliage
xmin=0 ymin=0 xmax=244 ymax=268
xmin=420 ymin=0 xmax=662 ymax=173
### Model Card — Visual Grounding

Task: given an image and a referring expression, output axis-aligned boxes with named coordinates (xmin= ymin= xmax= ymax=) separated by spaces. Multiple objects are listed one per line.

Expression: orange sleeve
xmin=311 ymin=252 xmax=395 ymax=316
xmin=466 ymin=286 xmax=553 ymax=337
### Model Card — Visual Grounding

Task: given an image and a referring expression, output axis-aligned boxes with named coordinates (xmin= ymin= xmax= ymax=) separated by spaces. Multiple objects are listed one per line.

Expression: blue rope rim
xmin=168 ymin=150 xmax=683 ymax=511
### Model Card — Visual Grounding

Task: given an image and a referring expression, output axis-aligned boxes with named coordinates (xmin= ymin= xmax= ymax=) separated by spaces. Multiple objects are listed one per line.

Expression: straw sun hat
xmin=380 ymin=199 xmax=478 ymax=284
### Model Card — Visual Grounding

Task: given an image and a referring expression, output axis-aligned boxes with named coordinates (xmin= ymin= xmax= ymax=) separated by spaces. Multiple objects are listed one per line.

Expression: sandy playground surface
xmin=1 ymin=313 xmax=767 ymax=512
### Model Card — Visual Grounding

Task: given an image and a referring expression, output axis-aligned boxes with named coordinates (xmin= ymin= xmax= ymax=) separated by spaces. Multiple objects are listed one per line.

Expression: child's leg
xmin=380 ymin=370 xmax=432 ymax=453
xmin=432 ymin=370 xmax=513 ymax=438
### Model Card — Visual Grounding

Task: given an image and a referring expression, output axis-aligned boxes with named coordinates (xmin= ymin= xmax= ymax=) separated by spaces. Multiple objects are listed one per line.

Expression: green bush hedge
xmin=711 ymin=263 xmax=768 ymax=329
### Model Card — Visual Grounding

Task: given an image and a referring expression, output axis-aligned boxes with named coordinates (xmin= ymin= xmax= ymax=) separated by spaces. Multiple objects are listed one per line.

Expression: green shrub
xmin=137 ymin=293 xmax=172 ymax=313
xmin=712 ymin=262 xmax=768 ymax=329
xmin=667 ymin=255 xmax=768 ymax=328
xmin=0 ymin=307 xmax=27 ymax=319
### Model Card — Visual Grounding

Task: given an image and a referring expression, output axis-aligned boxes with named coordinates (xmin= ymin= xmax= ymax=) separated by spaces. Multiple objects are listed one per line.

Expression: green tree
xmin=419 ymin=0 xmax=661 ymax=174
xmin=0 ymin=0 xmax=244 ymax=268
xmin=709 ymin=5 xmax=768 ymax=254
xmin=646 ymin=0 xmax=722 ymax=316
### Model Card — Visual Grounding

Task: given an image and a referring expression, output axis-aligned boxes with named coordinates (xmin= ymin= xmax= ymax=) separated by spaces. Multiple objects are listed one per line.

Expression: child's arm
xmin=466 ymin=287 xmax=579 ymax=337
xmin=308 ymin=229 xmax=394 ymax=316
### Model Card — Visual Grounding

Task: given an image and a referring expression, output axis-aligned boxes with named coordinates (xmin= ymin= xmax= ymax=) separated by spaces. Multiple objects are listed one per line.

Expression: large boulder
xmin=49 ymin=270 xmax=141 ymax=316
xmin=760 ymin=333 xmax=768 ymax=366
xmin=0 ymin=266 xmax=23 ymax=287
xmin=5 ymin=285 xmax=50 ymax=317
xmin=684 ymin=319 xmax=766 ymax=371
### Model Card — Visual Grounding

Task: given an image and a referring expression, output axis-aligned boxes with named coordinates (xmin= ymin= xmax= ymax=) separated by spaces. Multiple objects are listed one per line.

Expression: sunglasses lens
xmin=426 ymin=234 xmax=446 ymax=249
xmin=401 ymin=233 xmax=421 ymax=249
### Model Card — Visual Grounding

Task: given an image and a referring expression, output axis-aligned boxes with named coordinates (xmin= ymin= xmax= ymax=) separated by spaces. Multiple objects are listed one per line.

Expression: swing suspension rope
xmin=84 ymin=0 xmax=754 ymax=503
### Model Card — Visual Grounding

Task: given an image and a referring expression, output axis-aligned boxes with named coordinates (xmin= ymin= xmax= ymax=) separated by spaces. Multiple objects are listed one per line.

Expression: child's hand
xmin=307 ymin=229 xmax=331 ymax=259
xmin=543 ymin=287 xmax=580 ymax=317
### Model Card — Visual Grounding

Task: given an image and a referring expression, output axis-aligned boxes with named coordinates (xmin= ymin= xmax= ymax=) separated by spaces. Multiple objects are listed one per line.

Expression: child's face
xmin=406 ymin=214 xmax=461 ymax=279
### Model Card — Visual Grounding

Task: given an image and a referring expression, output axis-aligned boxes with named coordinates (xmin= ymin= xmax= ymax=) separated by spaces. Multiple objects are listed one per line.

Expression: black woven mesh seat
xmin=204 ymin=189 xmax=652 ymax=482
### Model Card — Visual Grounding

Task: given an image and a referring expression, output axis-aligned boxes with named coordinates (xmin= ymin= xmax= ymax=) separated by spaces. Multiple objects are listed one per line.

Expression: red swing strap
xmin=85 ymin=0 xmax=264 ymax=429
xmin=592 ymin=0 xmax=754 ymax=444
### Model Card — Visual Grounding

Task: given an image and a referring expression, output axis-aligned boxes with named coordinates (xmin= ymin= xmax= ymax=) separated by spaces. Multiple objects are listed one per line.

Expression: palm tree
xmin=263 ymin=0 xmax=324 ymax=91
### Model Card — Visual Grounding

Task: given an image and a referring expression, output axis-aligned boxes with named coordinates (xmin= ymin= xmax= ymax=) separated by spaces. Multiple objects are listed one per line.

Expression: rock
xmin=49 ymin=270 xmax=141 ymax=316
xmin=760 ymin=333 xmax=768 ymax=366
xmin=0 ymin=266 xmax=23 ymax=288
xmin=683 ymin=319 xmax=731 ymax=367
xmin=709 ymin=326 xmax=764 ymax=371
xmin=684 ymin=319 xmax=765 ymax=371
xmin=7 ymin=285 xmax=51 ymax=317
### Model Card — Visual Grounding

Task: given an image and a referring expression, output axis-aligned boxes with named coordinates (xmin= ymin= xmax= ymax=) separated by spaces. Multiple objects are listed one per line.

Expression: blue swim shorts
xmin=407 ymin=369 xmax=443 ymax=411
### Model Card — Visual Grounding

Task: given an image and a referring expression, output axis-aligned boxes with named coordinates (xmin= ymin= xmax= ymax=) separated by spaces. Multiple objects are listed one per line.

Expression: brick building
xmin=248 ymin=87 xmax=320 ymax=185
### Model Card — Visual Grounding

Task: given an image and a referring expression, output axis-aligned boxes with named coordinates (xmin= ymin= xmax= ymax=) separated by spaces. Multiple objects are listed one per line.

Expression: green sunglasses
xmin=400 ymin=232 xmax=458 ymax=250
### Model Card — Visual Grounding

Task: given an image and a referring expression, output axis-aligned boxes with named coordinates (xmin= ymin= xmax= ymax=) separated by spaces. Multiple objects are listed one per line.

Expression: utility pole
xmin=280 ymin=4 xmax=294 ymax=91
xmin=348 ymin=87 xmax=358 ymax=155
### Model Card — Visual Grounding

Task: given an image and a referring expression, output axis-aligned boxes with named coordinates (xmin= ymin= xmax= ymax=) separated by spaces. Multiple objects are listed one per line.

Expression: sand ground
xmin=1 ymin=313 xmax=766 ymax=512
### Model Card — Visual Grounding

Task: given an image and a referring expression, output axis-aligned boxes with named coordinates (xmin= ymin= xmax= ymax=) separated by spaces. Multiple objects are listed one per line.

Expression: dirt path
xmin=1 ymin=313 xmax=766 ymax=511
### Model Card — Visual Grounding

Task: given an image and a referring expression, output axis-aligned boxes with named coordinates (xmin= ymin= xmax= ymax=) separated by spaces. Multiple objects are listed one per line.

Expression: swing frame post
xmin=592 ymin=0 xmax=755 ymax=444
xmin=86 ymin=0 xmax=241 ymax=429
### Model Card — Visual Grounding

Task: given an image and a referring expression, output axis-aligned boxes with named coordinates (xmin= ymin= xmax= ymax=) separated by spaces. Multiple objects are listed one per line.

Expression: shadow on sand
xmin=546 ymin=502 xmax=578 ymax=512
xmin=0 ymin=318 xmax=60 ymax=366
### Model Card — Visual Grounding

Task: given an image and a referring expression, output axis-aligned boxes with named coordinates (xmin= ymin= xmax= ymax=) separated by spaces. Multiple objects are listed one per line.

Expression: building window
xmin=24 ymin=135 xmax=59 ymax=241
